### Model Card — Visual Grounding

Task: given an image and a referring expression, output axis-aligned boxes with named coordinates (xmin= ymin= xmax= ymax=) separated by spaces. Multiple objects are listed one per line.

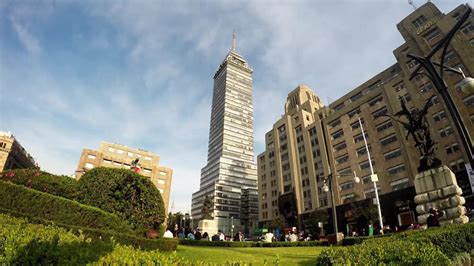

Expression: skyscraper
xmin=191 ymin=35 xmax=258 ymax=236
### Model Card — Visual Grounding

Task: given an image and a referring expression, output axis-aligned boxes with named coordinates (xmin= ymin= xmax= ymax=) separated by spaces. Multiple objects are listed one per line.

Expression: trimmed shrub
xmin=179 ymin=239 xmax=326 ymax=247
xmin=316 ymin=237 xmax=449 ymax=265
xmin=398 ymin=223 xmax=474 ymax=257
xmin=0 ymin=181 xmax=135 ymax=234
xmin=76 ymin=167 xmax=165 ymax=232
xmin=0 ymin=168 xmax=78 ymax=198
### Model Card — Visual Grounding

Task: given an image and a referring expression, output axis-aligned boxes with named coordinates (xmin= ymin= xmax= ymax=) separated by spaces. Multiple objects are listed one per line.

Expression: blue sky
xmin=0 ymin=0 xmax=467 ymax=212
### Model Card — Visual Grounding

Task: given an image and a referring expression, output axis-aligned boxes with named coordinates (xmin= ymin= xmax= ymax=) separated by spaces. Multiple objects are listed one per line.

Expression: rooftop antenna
xmin=408 ymin=0 xmax=417 ymax=10
xmin=231 ymin=30 xmax=236 ymax=52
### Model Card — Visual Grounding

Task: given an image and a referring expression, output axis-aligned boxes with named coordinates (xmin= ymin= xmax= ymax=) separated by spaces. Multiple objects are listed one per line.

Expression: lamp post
xmin=358 ymin=117 xmax=384 ymax=233
xmin=407 ymin=4 xmax=473 ymax=171
xmin=322 ymin=171 xmax=360 ymax=234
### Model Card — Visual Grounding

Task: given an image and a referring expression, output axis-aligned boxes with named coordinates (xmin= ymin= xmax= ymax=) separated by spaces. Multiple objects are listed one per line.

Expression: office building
xmin=257 ymin=2 xmax=473 ymax=233
xmin=191 ymin=37 xmax=258 ymax=235
xmin=75 ymin=141 xmax=173 ymax=213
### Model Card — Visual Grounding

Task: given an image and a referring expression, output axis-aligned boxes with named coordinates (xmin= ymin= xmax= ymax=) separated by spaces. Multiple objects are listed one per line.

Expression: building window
xmin=376 ymin=120 xmax=393 ymax=132
xmin=128 ymin=152 xmax=134 ymax=157
xmin=85 ymin=163 xmax=94 ymax=169
xmin=432 ymin=110 xmax=447 ymax=122
xmin=431 ymin=95 xmax=440 ymax=105
xmin=108 ymin=147 xmax=115 ymax=152
xmin=87 ymin=154 xmax=96 ymax=159
xmin=145 ymin=156 xmax=152 ymax=161
xmin=420 ymin=83 xmax=434 ymax=93
xmin=158 ymin=179 xmax=166 ymax=184
xmin=412 ymin=15 xmax=427 ymax=28
xmin=333 ymin=103 xmax=345 ymax=111
xmin=333 ymin=141 xmax=347 ymax=152
xmin=319 ymin=197 xmax=328 ymax=207
xmin=309 ymin=127 xmax=317 ymax=136
xmin=350 ymin=92 xmax=363 ymax=102
xmin=380 ymin=134 xmax=397 ymax=146
xmin=449 ymin=159 xmax=465 ymax=172
xmin=116 ymin=149 xmax=124 ymax=154
xmin=159 ymin=171 xmax=167 ymax=176
xmin=372 ymin=106 xmax=388 ymax=119
xmin=351 ymin=119 xmax=364 ymax=130
xmin=332 ymin=129 xmax=344 ymax=140
xmin=384 ymin=148 xmax=402 ymax=161
xmin=367 ymin=95 xmax=383 ymax=107
xmin=284 ymin=185 xmax=291 ymax=193
xmin=347 ymin=108 xmax=361 ymax=118
xmin=336 ymin=154 xmax=349 ymax=165
xmin=445 ymin=143 xmax=460 ymax=155
xmin=354 ymin=132 xmax=368 ymax=143
xmin=364 ymin=187 xmax=381 ymax=199
xmin=463 ymin=94 xmax=474 ymax=107
xmin=439 ymin=126 xmax=454 ymax=138
xmin=356 ymin=145 xmax=371 ymax=157
xmin=423 ymin=27 xmax=441 ymax=42
xmin=341 ymin=193 xmax=355 ymax=203
xmin=390 ymin=178 xmax=409 ymax=191
xmin=359 ymin=159 xmax=375 ymax=170
xmin=329 ymin=118 xmax=341 ymax=128
xmin=158 ymin=188 xmax=164 ymax=194
xmin=461 ymin=22 xmax=473 ymax=35
xmin=143 ymin=168 xmax=152 ymax=173
xmin=340 ymin=181 xmax=354 ymax=191
xmin=387 ymin=164 xmax=406 ymax=176
xmin=338 ymin=167 xmax=352 ymax=176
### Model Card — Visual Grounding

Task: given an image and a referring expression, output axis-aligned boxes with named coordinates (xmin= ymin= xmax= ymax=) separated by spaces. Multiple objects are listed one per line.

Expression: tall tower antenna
xmin=232 ymin=30 xmax=236 ymax=52
xmin=408 ymin=0 xmax=417 ymax=10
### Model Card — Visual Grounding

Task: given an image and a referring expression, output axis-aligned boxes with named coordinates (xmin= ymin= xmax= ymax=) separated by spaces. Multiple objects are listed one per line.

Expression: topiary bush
xmin=0 ymin=181 xmax=135 ymax=234
xmin=76 ymin=167 xmax=165 ymax=233
xmin=0 ymin=168 xmax=78 ymax=198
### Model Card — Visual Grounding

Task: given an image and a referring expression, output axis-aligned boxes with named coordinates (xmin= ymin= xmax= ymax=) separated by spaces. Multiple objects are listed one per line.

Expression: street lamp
xmin=407 ymin=4 xmax=473 ymax=170
xmin=358 ymin=117 xmax=384 ymax=233
xmin=321 ymin=171 xmax=360 ymax=234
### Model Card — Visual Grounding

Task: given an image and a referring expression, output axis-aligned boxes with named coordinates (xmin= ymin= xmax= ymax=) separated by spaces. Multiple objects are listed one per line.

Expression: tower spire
xmin=231 ymin=30 xmax=236 ymax=52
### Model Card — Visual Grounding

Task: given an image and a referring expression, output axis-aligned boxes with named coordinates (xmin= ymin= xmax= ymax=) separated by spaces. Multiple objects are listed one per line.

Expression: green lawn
xmin=175 ymin=245 xmax=325 ymax=265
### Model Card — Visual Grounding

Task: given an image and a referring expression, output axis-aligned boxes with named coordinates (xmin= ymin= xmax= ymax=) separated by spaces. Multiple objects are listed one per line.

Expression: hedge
xmin=179 ymin=239 xmax=326 ymax=247
xmin=316 ymin=237 xmax=449 ymax=265
xmin=76 ymin=167 xmax=165 ymax=232
xmin=396 ymin=222 xmax=474 ymax=258
xmin=0 ymin=168 xmax=78 ymax=198
xmin=0 ymin=181 xmax=135 ymax=235
xmin=316 ymin=222 xmax=474 ymax=265
xmin=0 ymin=214 xmax=181 ymax=265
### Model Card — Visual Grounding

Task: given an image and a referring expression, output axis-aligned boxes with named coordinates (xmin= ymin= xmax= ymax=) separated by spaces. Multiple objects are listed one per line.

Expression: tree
xmin=201 ymin=195 xmax=214 ymax=220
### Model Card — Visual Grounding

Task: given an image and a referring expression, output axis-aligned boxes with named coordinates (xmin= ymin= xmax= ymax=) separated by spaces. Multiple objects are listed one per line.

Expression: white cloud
xmin=10 ymin=16 xmax=42 ymax=56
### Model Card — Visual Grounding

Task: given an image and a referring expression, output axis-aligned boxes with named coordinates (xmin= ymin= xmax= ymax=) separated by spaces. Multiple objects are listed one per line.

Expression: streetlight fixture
xmin=407 ymin=4 xmax=473 ymax=170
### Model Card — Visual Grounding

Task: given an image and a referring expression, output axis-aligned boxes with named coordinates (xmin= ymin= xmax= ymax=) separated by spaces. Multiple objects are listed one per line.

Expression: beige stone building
xmin=257 ymin=2 xmax=473 ymax=233
xmin=0 ymin=131 xmax=38 ymax=171
xmin=75 ymin=142 xmax=172 ymax=213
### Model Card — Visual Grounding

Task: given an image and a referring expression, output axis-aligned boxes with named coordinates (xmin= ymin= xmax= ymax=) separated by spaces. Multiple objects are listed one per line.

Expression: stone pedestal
xmin=414 ymin=165 xmax=468 ymax=225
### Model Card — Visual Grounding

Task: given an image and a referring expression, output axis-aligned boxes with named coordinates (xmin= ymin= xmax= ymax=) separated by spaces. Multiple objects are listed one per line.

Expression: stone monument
xmin=385 ymin=96 xmax=468 ymax=226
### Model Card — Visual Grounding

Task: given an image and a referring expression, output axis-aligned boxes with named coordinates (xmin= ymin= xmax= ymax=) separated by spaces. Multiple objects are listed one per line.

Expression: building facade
xmin=0 ymin=131 xmax=38 ymax=171
xmin=191 ymin=39 xmax=258 ymax=236
xmin=257 ymin=3 xmax=473 ymax=234
xmin=75 ymin=141 xmax=173 ymax=213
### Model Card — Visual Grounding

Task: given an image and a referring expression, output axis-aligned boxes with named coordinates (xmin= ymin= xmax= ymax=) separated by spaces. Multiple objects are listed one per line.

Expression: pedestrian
xmin=202 ymin=232 xmax=209 ymax=241
xmin=195 ymin=229 xmax=202 ymax=240
xmin=368 ymin=224 xmax=374 ymax=236
xmin=427 ymin=208 xmax=444 ymax=228
xmin=264 ymin=231 xmax=274 ymax=242
xmin=289 ymin=231 xmax=298 ymax=242
xmin=163 ymin=229 xmax=173 ymax=238
xmin=218 ymin=230 xmax=225 ymax=241
xmin=178 ymin=228 xmax=186 ymax=239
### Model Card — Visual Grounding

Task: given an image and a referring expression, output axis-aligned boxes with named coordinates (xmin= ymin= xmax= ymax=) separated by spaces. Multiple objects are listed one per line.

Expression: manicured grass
xmin=176 ymin=245 xmax=324 ymax=265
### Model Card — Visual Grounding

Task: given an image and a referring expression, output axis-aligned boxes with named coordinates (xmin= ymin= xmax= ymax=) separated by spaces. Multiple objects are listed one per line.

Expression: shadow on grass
xmin=12 ymin=235 xmax=114 ymax=265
